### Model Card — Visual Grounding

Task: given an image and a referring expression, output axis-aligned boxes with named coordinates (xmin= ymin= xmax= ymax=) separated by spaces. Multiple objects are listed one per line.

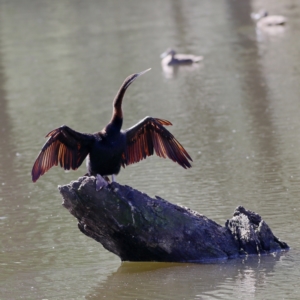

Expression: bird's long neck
xmin=112 ymin=86 xmax=126 ymax=121
xmin=108 ymin=83 xmax=127 ymax=133
xmin=107 ymin=71 xmax=148 ymax=134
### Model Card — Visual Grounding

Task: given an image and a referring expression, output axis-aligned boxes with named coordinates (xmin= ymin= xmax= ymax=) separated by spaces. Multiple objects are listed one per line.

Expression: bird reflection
xmin=32 ymin=69 xmax=192 ymax=183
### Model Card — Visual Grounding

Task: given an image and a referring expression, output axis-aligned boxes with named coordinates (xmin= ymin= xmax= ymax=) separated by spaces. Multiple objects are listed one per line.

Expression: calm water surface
xmin=0 ymin=0 xmax=300 ymax=299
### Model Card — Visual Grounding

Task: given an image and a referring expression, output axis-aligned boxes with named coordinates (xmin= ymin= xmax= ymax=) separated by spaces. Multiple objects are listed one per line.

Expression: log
xmin=58 ymin=176 xmax=289 ymax=263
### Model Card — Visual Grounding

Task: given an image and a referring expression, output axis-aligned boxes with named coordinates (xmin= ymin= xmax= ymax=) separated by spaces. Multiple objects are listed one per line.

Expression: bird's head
xmin=123 ymin=68 xmax=151 ymax=90
xmin=160 ymin=48 xmax=176 ymax=59
xmin=251 ymin=10 xmax=268 ymax=20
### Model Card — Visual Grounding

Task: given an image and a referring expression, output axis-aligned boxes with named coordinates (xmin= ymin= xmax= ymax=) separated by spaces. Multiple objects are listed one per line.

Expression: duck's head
xmin=160 ymin=48 xmax=176 ymax=59
xmin=251 ymin=10 xmax=268 ymax=20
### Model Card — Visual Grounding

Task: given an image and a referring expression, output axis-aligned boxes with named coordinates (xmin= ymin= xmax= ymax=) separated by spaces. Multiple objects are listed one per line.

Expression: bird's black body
xmin=32 ymin=69 xmax=192 ymax=183
xmin=87 ymin=124 xmax=126 ymax=177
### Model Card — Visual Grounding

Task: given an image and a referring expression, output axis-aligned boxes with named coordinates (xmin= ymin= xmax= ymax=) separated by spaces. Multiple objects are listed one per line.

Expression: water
xmin=0 ymin=0 xmax=300 ymax=299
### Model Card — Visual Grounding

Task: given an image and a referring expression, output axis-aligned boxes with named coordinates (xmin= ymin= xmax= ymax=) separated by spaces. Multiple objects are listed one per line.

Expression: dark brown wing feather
xmin=122 ymin=117 xmax=192 ymax=168
xmin=32 ymin=125 xmax=94 ymax=182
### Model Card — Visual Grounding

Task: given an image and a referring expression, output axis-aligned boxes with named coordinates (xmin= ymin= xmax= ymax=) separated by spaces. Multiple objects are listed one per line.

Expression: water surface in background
xmin=0 ymin=0 xmax=300 ymax=299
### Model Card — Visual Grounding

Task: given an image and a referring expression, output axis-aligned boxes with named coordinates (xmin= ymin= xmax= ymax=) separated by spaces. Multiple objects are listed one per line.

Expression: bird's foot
xmin=96 ymin=174 xmax=108 ymax=191
xmin=112 ymin=174 xmax=116 ymax=182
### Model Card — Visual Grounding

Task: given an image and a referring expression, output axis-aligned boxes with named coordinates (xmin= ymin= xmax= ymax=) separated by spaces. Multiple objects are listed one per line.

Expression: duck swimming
xmin=161 ymin=49 xmax=203 ymax=66
xmin=251 ymin=10 xmax=286 ymax=27
xmin=32 ymin=68 xmax=192 ymax=183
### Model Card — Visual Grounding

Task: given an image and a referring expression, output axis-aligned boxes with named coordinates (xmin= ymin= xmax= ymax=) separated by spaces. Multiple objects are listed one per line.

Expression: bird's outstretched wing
xmin=32 ymin=125 xmax=94 ymax=182
xmin=122 ymin=117 xmax=192 ymax=168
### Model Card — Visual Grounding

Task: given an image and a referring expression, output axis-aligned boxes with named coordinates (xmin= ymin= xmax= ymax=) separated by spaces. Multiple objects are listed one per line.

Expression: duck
xmin=32 ymin=68 xmax=192 ymax=185
xmin=161 ymin=48 xmax=203 ymax=66
xmin=251 ymin=10 xmax=286 ymax=27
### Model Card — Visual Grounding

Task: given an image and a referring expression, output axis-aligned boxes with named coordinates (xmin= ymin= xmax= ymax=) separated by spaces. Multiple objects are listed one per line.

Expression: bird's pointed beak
xmin=123 ymin=68 xmax=151 ymax=89
xmin=136 ymin=68 xmax=151 ymax=77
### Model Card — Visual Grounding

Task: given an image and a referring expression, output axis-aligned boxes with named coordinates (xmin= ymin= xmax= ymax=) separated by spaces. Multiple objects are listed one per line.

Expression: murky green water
xmin=0 ymin=0 xmax=300 ymax=299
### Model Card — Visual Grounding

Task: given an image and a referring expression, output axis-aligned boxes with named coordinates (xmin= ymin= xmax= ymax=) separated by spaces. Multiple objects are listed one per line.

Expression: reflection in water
xmin=224 ymin=0 xmax=289 ymax=213
xmin=0 ymin=25 xmax=31 ymax=266
xmin=161 ymin=63 xmax=201 ymax=79
xmin=86 ymin=254 xmax=283 ymax=299
xmin=169 ymin=0 xmax=189 ymax=49
xmin=0 ymin=30 xmax=14 ymax=199
xmin=0 ymin=0 xmax=300 ymax=299
xmin=161 ymin=0 xmax=204 ymax=79
xmin=226 ymin=0 xmax=300 ymax=227
xmin=255 ymin=25 xmax=286 ymax=39
xmin=0 ymin=27 xmax=40 ymax=298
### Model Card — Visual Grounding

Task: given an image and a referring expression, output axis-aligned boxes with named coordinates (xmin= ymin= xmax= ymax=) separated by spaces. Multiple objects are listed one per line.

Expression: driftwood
xmin=59 ymin=176 xmax=289 ymax=263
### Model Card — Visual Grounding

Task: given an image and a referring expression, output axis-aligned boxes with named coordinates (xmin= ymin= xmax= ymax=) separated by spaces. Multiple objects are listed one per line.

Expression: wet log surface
xmin=59 ymin=176 xmax=289 ymax=263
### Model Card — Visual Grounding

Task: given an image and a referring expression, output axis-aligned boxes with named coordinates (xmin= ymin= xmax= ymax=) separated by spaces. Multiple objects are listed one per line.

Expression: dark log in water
xmin=58 ymin=176 xmax=289 ymax=262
